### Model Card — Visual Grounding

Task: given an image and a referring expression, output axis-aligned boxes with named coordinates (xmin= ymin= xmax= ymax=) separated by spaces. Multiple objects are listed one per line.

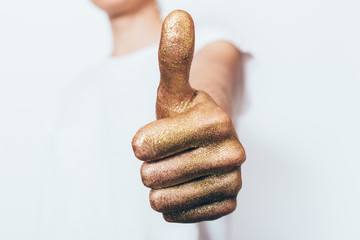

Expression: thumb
xmin=157 ymin=10 xmax=197 ymax=119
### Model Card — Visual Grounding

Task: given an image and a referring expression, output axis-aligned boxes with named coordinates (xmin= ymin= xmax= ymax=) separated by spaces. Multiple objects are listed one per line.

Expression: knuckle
xmin=163 ymin=213 xmax=176 ymax=223
xmin=224 ymin=170 xmax=242 ymax=195
xmin=233 ymin=141 xmax=246 ymax=165
xmin=216 ymin=111 xmax=233 ymax=130
xmin=209 ymin=110 xmax=234 ymax=137
xmin=228 ymin=198 xmax=237 ymax=213
xmin=223 ymin=141 xmax=246 ymax=168
xmin=233 ymin=170 xmax=243 ymax=193
xmin=218 ymin=198 xmax=237 ymax=217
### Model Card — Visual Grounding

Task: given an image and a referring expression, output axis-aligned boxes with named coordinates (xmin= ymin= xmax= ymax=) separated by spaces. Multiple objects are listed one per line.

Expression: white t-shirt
xmin=38 ymin=27 xmax=240 ymax=240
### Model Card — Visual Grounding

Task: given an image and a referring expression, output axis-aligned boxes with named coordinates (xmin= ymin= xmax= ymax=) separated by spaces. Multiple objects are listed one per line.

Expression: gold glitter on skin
xmin=132 ymin=10 xmax=246 ymax=223
xmin=149 ymin=168 xmax=242 ymax=213
xmin=157 ymin=10 xmax=196 ymax=118
xmin=163 ymin=198 xmax=238 ymax=223
xmin=141 ymin=139 xmax=244 ymax=189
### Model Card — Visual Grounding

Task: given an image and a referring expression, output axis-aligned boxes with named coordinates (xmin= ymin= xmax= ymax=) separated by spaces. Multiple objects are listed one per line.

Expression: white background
xmin=0 ymin=0 xmax=359 ymax=239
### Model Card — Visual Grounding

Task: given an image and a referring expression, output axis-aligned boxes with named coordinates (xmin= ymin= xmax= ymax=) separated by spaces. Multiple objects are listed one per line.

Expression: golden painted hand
xmin=132 ymin=10 xmax=246 ymax=223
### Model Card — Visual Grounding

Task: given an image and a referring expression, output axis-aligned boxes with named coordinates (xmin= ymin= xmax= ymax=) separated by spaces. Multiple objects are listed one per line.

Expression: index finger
xmin=132 ymin=102 xmax=234 ymax=161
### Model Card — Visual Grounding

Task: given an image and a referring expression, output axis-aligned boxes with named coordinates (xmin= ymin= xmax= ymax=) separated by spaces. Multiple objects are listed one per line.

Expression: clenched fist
xmin=132 ymin=10 xmax=245 ymax=223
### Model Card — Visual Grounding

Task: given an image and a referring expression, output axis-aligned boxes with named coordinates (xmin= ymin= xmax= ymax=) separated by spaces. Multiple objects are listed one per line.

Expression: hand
xmin=132 ymin=10 xmax=246 ymax=223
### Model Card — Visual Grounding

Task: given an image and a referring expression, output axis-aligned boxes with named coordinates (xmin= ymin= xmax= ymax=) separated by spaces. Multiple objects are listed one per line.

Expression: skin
xmin=92 ymin=0 xmax=246 ymax=223
xmin=92 ymin=0 xmax=162 ymax=56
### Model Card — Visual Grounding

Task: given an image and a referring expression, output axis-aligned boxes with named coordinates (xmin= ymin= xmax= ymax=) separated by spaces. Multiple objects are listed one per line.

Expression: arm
xmin=132 ymin=10 xmax=245 ymax=223
xmin=190 ymin=41 xmax=241 ymax=116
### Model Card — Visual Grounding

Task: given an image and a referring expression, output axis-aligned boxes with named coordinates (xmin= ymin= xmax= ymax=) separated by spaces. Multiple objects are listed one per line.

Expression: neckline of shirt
xmin=107 ymin=43 xmax=158 ymax=64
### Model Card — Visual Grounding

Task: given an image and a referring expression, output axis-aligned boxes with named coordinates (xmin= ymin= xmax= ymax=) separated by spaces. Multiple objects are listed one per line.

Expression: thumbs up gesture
xmin=132 ymin=10 xmax=245 ymax=223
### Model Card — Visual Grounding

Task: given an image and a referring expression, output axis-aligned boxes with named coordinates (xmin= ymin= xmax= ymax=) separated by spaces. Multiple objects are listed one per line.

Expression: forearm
xmin=189 ymin=41 xmax=241 ymax=116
